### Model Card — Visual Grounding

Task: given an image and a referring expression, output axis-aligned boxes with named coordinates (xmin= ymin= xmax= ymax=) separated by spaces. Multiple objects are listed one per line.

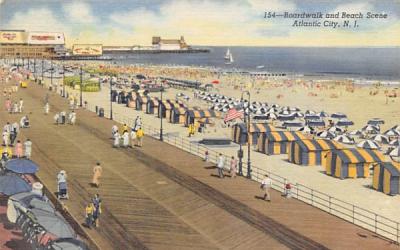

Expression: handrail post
xmin=311 ymin=189 xmax=314 ymax=205
xmin=397 ymin=223 xmax=399 ymax=244
xmin=375 ymin=214 xmax=378 ymax=233
xmin=352 ymin=205 xmax=355 ymax=223
xmin=329 ymin=196 xmax=331 ymax=213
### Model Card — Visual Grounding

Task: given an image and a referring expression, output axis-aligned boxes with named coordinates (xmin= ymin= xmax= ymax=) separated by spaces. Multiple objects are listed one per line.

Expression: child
xmin=204 ymin=150 xmax=209 ymax=162
xmin=284 ymin=182 xmax=292 ymax=198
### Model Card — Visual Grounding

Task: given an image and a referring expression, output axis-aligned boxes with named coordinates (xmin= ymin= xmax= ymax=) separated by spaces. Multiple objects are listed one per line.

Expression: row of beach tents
xmin=230 ymin=122 xmax=400 ymax=196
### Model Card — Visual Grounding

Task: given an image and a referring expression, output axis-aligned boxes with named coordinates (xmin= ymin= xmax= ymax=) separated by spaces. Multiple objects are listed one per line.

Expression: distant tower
xmin=152 ymin=36 xmax=161 ymax=45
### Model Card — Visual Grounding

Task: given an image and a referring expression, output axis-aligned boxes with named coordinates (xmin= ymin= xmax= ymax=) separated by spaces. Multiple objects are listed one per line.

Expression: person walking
xmin=24 ymin=139 xmax=32 ymax=159
xmin=122 ymin=131 xmax=129 ymax=148
xmin=92 ymin=194 xmax=102 ymax=227
xmin=136 ymin=128 xmax=144 ymax=147
xmin=217 ymin=153 xmax=225 ymax=178
xmin=2 ymin=130 xmax=9 ymax=146
xmin=261 ymin=174 xmax=272 ymax=202
xmin=5 ymin=98 xmax=11 ymax=113
xmin=130 ymin=129 xmax=136 ymax=148
xmin=70 ymin=111 xmax=76 ymax=125
xmin=111 ymin=125 xmax=118 ymax=138
xmin=230 ymin=156 xmax=237 ymax=178
xmin=19 ymin=98 xmax=23 ymax=113
xmin=85 ymin=203 xmax=95 ymax=229
xmin=113 ymin=132 xmax=120 ymax=148
xmin=92 ymin=162 xmax=103 ymax=188
xmin=15 ymin=140 xmax=23 ymax=158
xmin=204 ymin=150 xmax=209 ymax=162
xmin=121 ymin=124 xmax=129 ymax=134
xmin=44 ymin=102 xmax=50 ymax=115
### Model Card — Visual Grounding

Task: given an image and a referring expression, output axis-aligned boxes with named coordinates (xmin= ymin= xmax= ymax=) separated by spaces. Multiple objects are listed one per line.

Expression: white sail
xmin=224 ymin=49 xmax=230 ymax=60
xmin=229 ymin=53 xmax=234 ymax=63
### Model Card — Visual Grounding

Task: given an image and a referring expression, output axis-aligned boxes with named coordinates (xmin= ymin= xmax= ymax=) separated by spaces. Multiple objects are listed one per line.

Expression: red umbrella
xmin=211 ymin=80 xmax=220 ymax=84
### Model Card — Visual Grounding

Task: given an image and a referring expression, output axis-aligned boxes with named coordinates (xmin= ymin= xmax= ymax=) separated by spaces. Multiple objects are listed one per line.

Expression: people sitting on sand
xmin=20 ymin=115 xmax=30 ymax=128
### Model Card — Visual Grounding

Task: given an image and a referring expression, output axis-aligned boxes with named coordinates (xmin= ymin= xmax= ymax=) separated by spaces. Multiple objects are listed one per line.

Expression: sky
xmin=0 ymin=0 xmax=399 ymax=47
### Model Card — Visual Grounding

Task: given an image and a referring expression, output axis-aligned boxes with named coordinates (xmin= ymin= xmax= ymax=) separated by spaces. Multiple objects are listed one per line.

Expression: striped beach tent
xmin=288 ymin=139 xmax=345 ymax=166
xmin=166 ymin=102 xmax=184 ymax=121
xmin=325 ymin=148 xmax=385 ymax=179
xmin=135 ymin=95 xmax=149 ymax=111
xmin=158 ymin=100 xmax=174 ymax=119
xmin=185 ymin=109 xmax=220 ymax=127
xmin=170 ymin=107 xmax=188 ymax=124
xmin=257 ymin=131 xmax=307 ymax=155
xmin=373 ymin=161 xmax=400 ymax=195
xmin=127 ymin=92 xmax=139 ymax=109
xmin=231 ymin=123 xmax=276 ymax=145
xmin=146 ymin=97 xmax=159 ymax=114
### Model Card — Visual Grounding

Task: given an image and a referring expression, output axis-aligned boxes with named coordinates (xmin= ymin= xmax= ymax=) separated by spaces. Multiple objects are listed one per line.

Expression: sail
xmin=229 ymin=53 xmax=234 ymax=63
xmin=224 ymin=49 xmax=230 ymax=59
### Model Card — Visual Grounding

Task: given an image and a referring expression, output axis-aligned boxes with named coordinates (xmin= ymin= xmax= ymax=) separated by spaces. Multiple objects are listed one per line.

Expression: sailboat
xmin=225 ymin=53 xmax=234 ymax=65
xmin=224 ymin=48 xmax=231 ymax=60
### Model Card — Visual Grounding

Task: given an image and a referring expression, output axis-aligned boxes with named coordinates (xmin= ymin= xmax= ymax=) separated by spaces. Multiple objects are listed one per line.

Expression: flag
xmin=224 ymin=108 xmax=244 ymax=122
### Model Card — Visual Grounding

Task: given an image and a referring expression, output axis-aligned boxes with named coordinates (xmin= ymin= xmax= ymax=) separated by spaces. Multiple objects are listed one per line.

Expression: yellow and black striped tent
xmin=135 ymin=95 xmax=149 ymax=111
xmin=288 ymin=139 xmax=345 ymax=166
xmin=158 ymin=100 xmax=174 ymax=118
xmin=231 ymin=123 xmax=277 ymax=145
xmin=128 ymin=92 xmax=139 ymax=109
xmin=166 ymin=102 xmax=185 ymax=121
xmin=257 ymin=131 xmax=307 ymax=155
xmin=146 ymin=97 xmax=159 ymax=114
xmin=373 ymin=161 xmax=400 ymax=195
xmin=325 ymin=148 xmax=385 ymax=179
xmin=185 ymin=110 xmax=220 ymax=126
xmin=170 ymin=107 xmax=188 ymax=124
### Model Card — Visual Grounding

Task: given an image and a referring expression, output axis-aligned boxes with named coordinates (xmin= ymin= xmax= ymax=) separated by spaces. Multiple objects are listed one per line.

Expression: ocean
xmin=107 ymin=47 xmax=400 ymax=80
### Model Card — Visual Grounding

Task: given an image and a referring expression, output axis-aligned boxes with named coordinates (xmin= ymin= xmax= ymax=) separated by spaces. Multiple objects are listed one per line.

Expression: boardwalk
xmin=0 ymin=82 xmax=398 ymax=250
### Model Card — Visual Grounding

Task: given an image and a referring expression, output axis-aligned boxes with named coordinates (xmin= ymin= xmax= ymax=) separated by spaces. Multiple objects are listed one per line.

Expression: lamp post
xmin=110 ymin=77 xmax=113 ymax=120
xmin=159 ymin=79 xmax=164 ymax=141
xmin=50 ymin=58 xmax=53 ymax=89
xmin=41 ymin=59 xmax=44 ymax=82
xmin=242 ymin=90 xmax=252 ymax=179
xmin=79 ymin=65 xmax=83 ymax=107
xmin=62 ymin=60 xmax=66 ymax=97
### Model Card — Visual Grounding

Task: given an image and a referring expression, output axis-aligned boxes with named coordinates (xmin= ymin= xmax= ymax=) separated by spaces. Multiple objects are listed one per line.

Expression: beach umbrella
xmin=265 ymin=112 xmax=277 ymax=120
xmin=384 ymin=129 xmax=400 ymax=136
xmin=331 ymin=112 xmax=347 ymax=119
xmin=0 ymin=174 xmax=31 ymax=196
xmin=371 ymin=134 xmax=390 ymax=144
xmin=307 ymin=120 xmax=326 ymax=127
xmin=282 ymin=121 xmax=303 ymax=128
xmin=293 ymin=112 xmax=304 ymax=118
xmin=289 ymin=107 xmax=300 ymax=111
xmin=389 ymin=147 xmax=400 ymax=157
xmin=334 ymin=135 xmax=354 ymax=144
xmin=48 ymin=238 xmax=89 ymax=250
xmin=5 ymin=159 xmax=39 ymax=174
xmin=297 ymin=126 xmax=314 ymax=133
xmin=271 ymin=104 xmax=280 ymax=108
xmin=367 ymin=118 xmax=385 ymax=126
xmin=31 ymin=209 xmax=75 ymax=238
xmin=317 ymin=111 xmax=329 ymax=117
xmin=317 ymin=130 xmax=336 ymax=139
xmin=389 ymin=139 xmax=400 ymax=146
xmin=211 ymin=80 xmax=220 ymax=84
xmin=304 ymin=115 xmax=320 ymax=120
xmin=278 ymin=114 xmax=296 ymax=121
xmin=349 ymin=129 xmax=363 ymax=136
xmin=305 ymin=110 xmax=316 ymax=115
xmin=362 ymin=125 xmax=380 ymax=134
xmin=391 ymin=125 xmax=400 ymax=132
xmin=328 ymin=126 xmax=345 ymax=133
xmin=336 ymin=119 xmax=354 ymax=127
xmin=356 ymin=140 xmax=380 ymax=149
xmin=279 ymin=110 xmax=291 ymax=115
